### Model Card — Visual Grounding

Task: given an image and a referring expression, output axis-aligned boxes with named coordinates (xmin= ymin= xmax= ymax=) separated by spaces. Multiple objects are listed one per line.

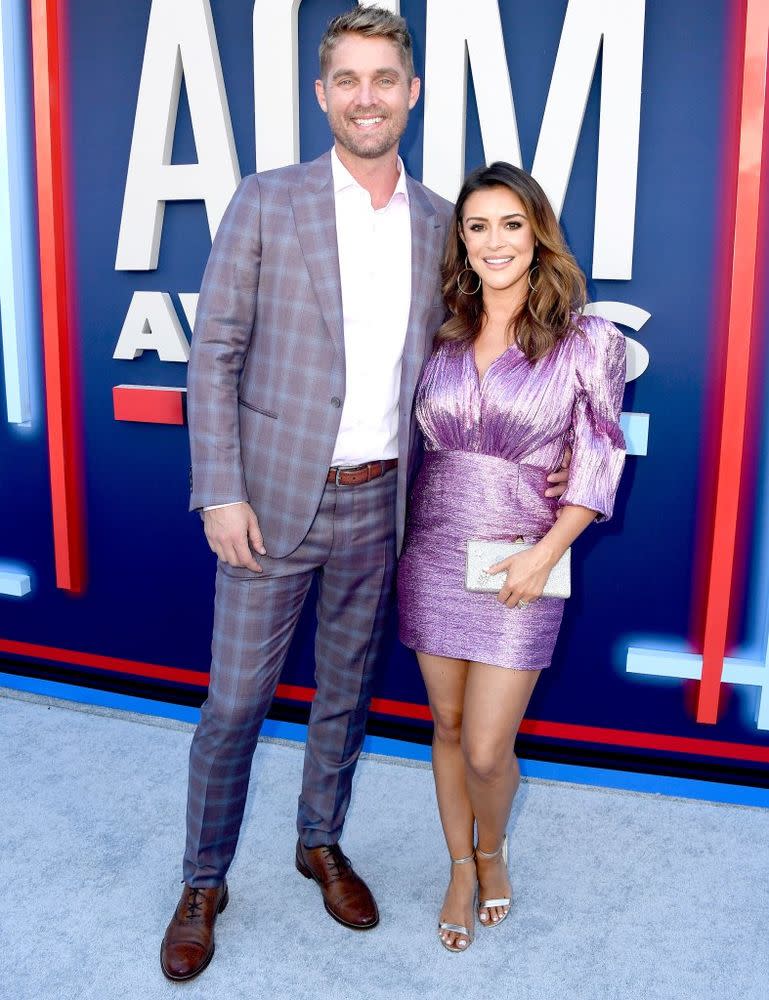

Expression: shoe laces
xmin=320 ymin=845 xmax=350 ymax=880
xmin=184 ymin=887 xmax=206 ymax=920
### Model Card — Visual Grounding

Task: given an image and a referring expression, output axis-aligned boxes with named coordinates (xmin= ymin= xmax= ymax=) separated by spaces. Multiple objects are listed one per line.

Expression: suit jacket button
xmin=331 ymin=397 xmax=342 ymax=408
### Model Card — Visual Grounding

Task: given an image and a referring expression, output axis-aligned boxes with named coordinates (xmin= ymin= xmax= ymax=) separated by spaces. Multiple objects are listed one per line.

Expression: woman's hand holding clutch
xmin=487 ymin=543 xmax=557 ymax=610
xmin=489 ymin=504 xmax=600 ymax=609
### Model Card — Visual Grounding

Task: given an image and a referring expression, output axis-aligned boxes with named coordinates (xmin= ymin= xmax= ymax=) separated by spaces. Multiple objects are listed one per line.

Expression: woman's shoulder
xmin=565 ymin=311 xmax=625 ymax=364
xmin=420 ymin=339 xmax=465 ymax=384
xmin=431 ymin=336 xmax=470 ymax=362
xmin=569 ymin=310 xmax=623 ymax=344
xmin=564 ymin=311 xmax=626 ymax=393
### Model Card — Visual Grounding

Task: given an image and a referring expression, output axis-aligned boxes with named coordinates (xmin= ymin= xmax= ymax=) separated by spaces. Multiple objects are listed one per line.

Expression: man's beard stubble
xmin=327 ymin=106 xmax=408 ymax=160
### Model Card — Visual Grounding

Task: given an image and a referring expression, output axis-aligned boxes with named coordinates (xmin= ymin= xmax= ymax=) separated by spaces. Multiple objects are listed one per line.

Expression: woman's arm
xmin=490 ymin=316 xmax=627 ymax=609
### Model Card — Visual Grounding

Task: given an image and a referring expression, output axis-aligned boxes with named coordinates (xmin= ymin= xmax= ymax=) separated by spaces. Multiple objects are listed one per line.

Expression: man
xmin=161 ymin=6 xmax=567 ymax=981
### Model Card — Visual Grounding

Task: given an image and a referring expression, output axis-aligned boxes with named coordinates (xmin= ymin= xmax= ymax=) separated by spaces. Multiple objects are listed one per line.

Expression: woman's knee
xmin=431 ymin=705 xmax=463 ymax=745
xmin=463 ymin=739 xmax=512 ymax=782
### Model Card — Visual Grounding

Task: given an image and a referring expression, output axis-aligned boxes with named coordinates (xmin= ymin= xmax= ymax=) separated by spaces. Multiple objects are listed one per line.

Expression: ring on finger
xmin=517 ymin=599 xmax=529 ymax=609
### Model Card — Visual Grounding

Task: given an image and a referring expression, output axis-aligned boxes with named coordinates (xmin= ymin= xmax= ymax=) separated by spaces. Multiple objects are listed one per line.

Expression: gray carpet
xmin=3 ymin=690 xmax=768 ymax=1000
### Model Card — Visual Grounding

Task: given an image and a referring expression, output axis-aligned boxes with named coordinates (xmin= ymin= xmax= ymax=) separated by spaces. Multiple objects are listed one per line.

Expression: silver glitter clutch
xmin=465 ymin=540 xmax=571 ymax=599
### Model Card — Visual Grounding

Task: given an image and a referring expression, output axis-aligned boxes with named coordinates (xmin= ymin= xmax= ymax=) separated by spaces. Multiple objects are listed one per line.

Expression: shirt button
xmin=331 ymin=397 xmax=342 ymax=408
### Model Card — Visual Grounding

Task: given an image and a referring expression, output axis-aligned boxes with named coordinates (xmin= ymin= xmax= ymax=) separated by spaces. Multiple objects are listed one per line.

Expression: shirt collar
xmin=331 ymin=147 xmax=410 ymax=206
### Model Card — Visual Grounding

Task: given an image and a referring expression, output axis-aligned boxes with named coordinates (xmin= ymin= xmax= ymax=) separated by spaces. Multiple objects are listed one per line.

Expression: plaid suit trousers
xmin=183 ymin=470 xmax=398 ymax=885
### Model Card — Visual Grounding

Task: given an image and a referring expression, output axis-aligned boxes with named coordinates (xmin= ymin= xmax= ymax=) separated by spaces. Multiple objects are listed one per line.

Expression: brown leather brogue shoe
xmin=160 ymin=881 xmax=229 ymax=981
xmin=295 ymin=840 xmax=379 ymax=930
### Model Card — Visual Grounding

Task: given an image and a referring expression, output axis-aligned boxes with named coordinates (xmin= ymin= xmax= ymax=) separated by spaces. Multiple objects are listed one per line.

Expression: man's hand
xmin=203 ymin=502 xmax=266 ymax=572
xmin=545 ymin=446 xmax=571 ymax=502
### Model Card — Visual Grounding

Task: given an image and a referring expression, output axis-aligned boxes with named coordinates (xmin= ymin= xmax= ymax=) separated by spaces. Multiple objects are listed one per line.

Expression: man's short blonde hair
xmin=318 ymin=6 xmax=415 ymax=80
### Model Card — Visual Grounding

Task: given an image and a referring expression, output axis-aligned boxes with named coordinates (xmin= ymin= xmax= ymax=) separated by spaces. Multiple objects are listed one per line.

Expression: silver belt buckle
xmin=334 ymin=462 xmax=371 ymax=486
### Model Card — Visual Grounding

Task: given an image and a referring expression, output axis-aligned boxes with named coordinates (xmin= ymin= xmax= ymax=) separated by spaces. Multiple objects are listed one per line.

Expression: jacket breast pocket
xmin=238 ymin=397 xmax=278 ymax=419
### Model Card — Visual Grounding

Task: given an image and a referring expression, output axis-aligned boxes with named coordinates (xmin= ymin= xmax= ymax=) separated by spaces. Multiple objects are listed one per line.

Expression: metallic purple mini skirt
xmin=397 ymin=450 xmax=564 ymax=670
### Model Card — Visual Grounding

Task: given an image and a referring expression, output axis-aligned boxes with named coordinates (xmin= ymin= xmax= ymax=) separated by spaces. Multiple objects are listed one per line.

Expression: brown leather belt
xmin=327 ymin=459 xmax=398 ymax=487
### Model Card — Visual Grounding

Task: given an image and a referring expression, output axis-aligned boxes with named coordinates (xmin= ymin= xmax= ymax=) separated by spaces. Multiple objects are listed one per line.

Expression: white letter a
xmin=115 ymin=0 xmax=240 ymax=271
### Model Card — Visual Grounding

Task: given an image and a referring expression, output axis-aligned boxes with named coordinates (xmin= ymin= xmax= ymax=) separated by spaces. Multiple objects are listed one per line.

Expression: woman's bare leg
xmin=462 ymin=662 xmax=541 ymax=925
xmin=418 ymin=651 xmax=475 ymax=949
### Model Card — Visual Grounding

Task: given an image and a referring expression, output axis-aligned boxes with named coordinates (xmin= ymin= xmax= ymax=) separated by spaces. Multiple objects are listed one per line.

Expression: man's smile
xmin=350 ymin=115 xmax=386 ymax=128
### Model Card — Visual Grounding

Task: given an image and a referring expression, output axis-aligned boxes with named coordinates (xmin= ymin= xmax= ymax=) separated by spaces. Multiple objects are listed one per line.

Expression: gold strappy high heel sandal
xmin=477 ymin=835 xmax=511 ymax=927
xmin=437 ymin=852 xmax=476 ymax=953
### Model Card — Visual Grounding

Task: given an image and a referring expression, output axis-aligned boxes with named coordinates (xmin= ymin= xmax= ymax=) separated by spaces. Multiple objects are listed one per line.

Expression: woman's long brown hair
xmin=436 ymin=162 xmax=587 ymax=361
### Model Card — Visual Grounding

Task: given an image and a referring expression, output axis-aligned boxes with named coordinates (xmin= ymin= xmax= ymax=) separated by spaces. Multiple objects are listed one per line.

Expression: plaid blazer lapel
xmin=289 ymin=152 xmax=345 ymax=358
xmin=401 ymin=177 xmax=444 ymax=411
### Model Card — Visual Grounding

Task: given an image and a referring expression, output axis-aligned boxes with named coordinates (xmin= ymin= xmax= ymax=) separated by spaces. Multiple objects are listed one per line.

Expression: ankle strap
xmin=450 ymin=852 xmax=475 ymax=865
xmin=476 ymin=844 xmax=503 ymax=860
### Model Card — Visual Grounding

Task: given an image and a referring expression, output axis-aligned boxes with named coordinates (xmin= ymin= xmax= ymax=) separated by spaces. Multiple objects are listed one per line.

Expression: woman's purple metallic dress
xmin=397 ymin=314 xmax=626 ymax=670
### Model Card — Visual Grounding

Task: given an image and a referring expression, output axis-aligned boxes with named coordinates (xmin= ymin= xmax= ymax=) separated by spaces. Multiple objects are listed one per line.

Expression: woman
xmin=397 ymin=162 xmax=626 ymax=952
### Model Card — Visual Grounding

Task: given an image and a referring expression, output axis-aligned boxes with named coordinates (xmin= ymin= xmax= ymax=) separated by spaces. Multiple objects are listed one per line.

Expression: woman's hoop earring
xmin=527 ymin=264 xmax=540 ymax=292
xmin=457 ymin=257 xmax=482 ymax=295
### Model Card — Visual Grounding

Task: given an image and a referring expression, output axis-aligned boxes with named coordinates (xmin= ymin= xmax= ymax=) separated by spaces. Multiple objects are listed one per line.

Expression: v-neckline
xmin=472 ymin=342 xmax=518 ymax=386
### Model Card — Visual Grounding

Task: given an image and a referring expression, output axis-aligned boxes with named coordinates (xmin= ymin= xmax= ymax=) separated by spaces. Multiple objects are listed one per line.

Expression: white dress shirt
xmin=330 ymin=148 xmax=412 ymax=465
xmin=205 ymin=150 xmax=412 ymax=510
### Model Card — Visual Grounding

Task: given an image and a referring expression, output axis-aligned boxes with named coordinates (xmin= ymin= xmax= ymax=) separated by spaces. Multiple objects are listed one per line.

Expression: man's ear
xmin=408 ymin=76 xmax=421 ymax=110
xmin=315 ymin=79 xmax=328 ymax=113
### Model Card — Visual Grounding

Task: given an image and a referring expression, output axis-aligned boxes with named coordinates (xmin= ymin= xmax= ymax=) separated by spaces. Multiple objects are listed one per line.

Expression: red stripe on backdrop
xmin=516 ymin=718 xmax=769 ymax=765
xmin=30 ymin=0 xmax=86 ymax=593
xmin=691 ymin=0 xmax=748 ymax=656
xmin=3 ymin=638 xmax=769 ymax=764
xmin=0 ymin=638 xmax=209 ymax=688
xmin=697 ymin=0 xmax=769 ymax=723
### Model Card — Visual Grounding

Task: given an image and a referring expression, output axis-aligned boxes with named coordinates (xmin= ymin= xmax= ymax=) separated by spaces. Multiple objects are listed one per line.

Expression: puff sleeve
xmin=558 ymin=316 xmax=626 ymax=521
